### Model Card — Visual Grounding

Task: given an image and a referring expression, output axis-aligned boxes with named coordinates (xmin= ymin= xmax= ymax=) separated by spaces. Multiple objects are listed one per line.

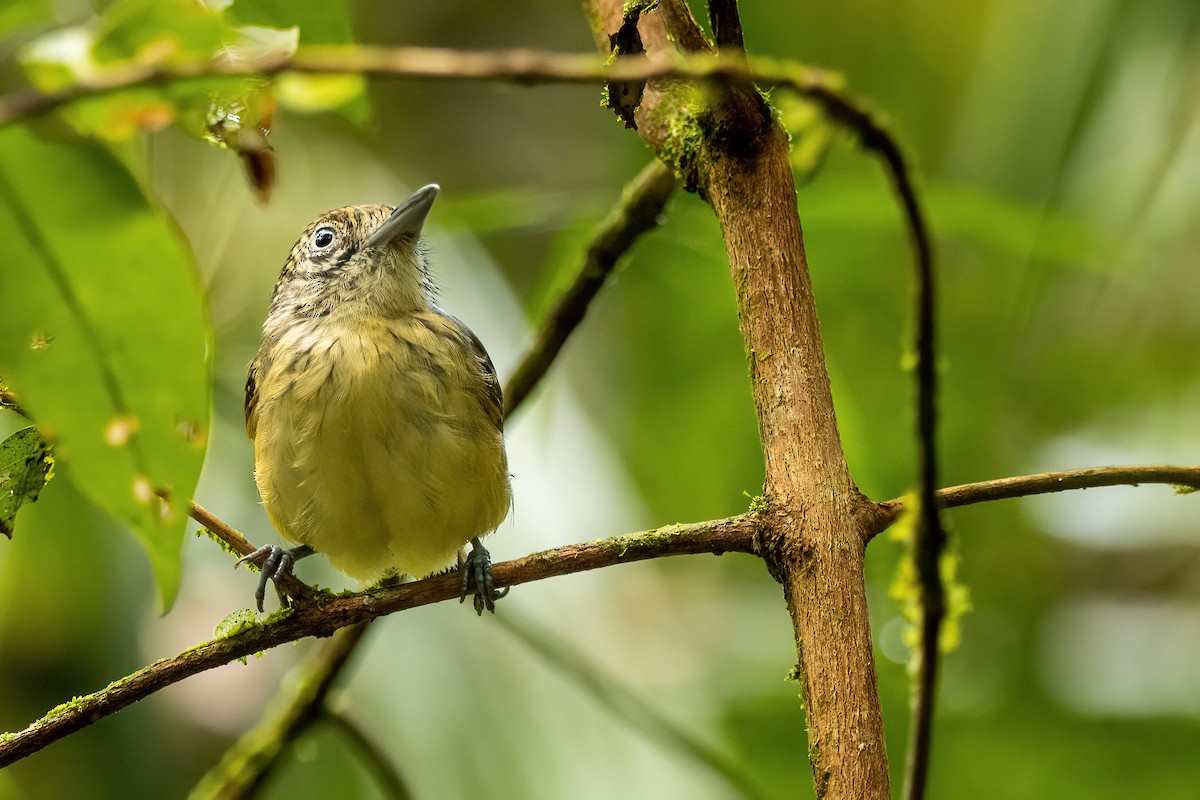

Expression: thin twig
xmin=883 ymin=90 xmax=942 ymax=800
xmin=886 ymin=464 xmax=1200 ymax=796
xmin=936 ymin=465 xmax=1200 ymax=509
xmin=868 ymin=464 xmax=1200 ymax=536
xmin=0 ymin=390 xmax=31 ymax=419
xmin=656 ymin=0 xmax=713 ymax=52
xmin=187 ymin=501 xmax=256 ymax=556
xmin=186 ymin=501 xmax=311 ymax=603
xmin=504 ymin=159 xmax=678 ymax=416
xmin=768 ymin=64 xmax=947 ymax=798
xmin=0 ymin=45 xmax=836 ymax=129
xmin=0 ymin=515 xmax=758 ymax=768
xmin=190 ymin=621 xmax=373 ymax=800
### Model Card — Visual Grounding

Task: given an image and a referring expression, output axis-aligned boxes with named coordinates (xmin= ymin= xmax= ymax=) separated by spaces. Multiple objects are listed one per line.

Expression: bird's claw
xmin=235 ymin=544 xmax=299 ymax=613
xmin=459 ymin=537 xmax=508 ymax=616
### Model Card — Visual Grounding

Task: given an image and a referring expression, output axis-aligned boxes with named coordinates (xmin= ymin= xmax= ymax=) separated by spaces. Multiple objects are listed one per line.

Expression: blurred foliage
xmin=1 ymin=0 xmax=1199 ymax=798
xmin=0 ymin=0 xmax=50 ymax=40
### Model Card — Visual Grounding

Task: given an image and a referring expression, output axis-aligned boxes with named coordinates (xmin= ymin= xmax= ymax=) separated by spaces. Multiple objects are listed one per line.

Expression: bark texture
xmin=582 ymin=2 xmax=892 ymax=796
xmin=709 ymin=100 xmax=891 ymax=800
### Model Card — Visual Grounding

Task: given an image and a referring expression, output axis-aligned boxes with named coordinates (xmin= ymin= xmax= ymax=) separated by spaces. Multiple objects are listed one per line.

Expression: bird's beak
xmin=365 ymin=183 xmax=440 ymax=249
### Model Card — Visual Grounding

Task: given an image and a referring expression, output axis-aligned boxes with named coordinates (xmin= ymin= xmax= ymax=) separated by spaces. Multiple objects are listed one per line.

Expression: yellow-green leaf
xmin=275 ymin=73 xmax=367 ymax=114
xmin=0 ymin=125 xmax=211 ymax=610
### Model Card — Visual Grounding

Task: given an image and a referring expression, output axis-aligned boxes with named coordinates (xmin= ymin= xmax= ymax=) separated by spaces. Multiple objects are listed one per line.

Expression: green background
xmin=1 ymin=0 xmax=1198 ymax=797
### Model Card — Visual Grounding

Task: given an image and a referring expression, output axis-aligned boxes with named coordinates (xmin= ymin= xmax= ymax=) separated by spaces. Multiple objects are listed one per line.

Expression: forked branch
xmin=4 ymin=464 xmax=1196 ymax=767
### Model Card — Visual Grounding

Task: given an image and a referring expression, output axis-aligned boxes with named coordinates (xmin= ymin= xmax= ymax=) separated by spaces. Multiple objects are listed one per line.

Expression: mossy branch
xmin=5 ymin=463 xmax=1197 ymax=767
xmin=0 ymin=515 xmax=758 ymax=768
xmin=1 ymin=44 xmax=857 ymax=138
xmin=504 ymin=158 xmax=678 ymax=416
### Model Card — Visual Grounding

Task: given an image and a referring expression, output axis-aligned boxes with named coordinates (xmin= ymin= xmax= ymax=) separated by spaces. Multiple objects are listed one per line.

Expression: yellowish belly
xmin=252 ymin=318 xmax=510 ymax=583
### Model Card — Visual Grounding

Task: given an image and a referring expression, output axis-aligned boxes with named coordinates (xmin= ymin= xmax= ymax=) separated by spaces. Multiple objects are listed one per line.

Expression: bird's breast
xmin=251 ymin=314 xmax=510 ymax=582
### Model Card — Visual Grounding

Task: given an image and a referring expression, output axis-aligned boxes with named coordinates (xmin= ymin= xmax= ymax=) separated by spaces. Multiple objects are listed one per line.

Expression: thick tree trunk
xmin=708 ymin=138 xmax=892 ymax=798
xmin=581 ymin=3 xmax=892 ymax=796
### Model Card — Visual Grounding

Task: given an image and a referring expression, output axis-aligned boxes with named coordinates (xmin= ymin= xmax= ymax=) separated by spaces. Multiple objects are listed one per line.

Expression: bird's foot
xmin=459 ymin=537 xmax=508 ymax=616
xmin=235 ymin=544 xmax=313 ymax=612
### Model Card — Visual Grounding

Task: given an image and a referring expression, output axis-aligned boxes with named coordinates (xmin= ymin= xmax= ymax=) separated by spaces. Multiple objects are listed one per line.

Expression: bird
xmin=239 ymin=184 xmax=512 ymax=615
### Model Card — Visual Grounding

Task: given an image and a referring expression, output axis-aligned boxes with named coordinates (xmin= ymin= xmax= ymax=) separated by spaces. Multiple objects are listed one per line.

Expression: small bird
xmin=240 ymin=184 xmax=512 ymax=614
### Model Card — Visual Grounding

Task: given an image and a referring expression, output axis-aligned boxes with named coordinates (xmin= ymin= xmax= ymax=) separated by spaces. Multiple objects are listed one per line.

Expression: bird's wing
xmin=440 ymin=311 xmax=504 ymax=431
xmin=244 ymin=359 xmax=260 ymax=439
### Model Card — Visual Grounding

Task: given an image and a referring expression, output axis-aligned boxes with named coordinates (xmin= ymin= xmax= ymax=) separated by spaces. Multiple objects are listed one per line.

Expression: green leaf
xmin=0 ymin=426 xmax=54 ymax=538
xmin=213 ymin=608 xmax=259 ymax=639
xmin=227 ymin=0 xmax=370 ymax=124
xmin=225 ymin=0 xmax=358 ymax=46
xmin=91 ymin=0 xmax=226 ymax=65
xmin=275 ymin=73 xmax=367 ymax=114
xmin=0 ymin=126 xmax=211 ymax=611
xmin=776 ymin=94 xmax=837 ymax=184
xmin=16 ymin=1 xmax=295 ymax=164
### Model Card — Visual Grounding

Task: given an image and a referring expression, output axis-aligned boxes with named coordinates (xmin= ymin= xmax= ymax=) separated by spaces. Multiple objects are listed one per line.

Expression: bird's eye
xmin=313 ymin=227 xmax=336 ymax=249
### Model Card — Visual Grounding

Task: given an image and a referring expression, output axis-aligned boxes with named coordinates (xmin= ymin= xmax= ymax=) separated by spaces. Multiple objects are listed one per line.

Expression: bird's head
xmin=268 ymin=184 xmax=440 ymax=321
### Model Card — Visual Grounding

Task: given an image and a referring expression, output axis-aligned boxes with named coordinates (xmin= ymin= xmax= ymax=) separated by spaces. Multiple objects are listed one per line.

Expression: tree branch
xmin=9 ymin=460 xmax=1197 ymax=769
xmin=185 ymin=501 xmax=313 ymax=604
xmin=187 ymin=501 xmax=256 ymax=557
xmin=707 ymin=0 xmax=746 ymax=51
xmin=504 ymin=159 xmax=677 ymax=416
xmin=0 ymin=515 xmax=757 ymax=767
xmin=894 ymin=84 xmax=942 ymax=800
xmin=580 ymin=3 xmax=893 ymax=796
xmin=658 ymin=0 xmax=714 ymax=52
xmin=866 ymin=464 xmax=1200 ymax=536
xmin=0 ymin=45 xmax=850 ymax=132
xmin=937 ymin=464 xmax=1200 ymax=510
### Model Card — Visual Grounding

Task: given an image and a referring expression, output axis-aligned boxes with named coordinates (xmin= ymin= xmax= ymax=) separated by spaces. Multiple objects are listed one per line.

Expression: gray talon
xmin=459 ymin=537 xmax=507 ymax=615
xmin=235 ymin=544 xmax=312 ymax=612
